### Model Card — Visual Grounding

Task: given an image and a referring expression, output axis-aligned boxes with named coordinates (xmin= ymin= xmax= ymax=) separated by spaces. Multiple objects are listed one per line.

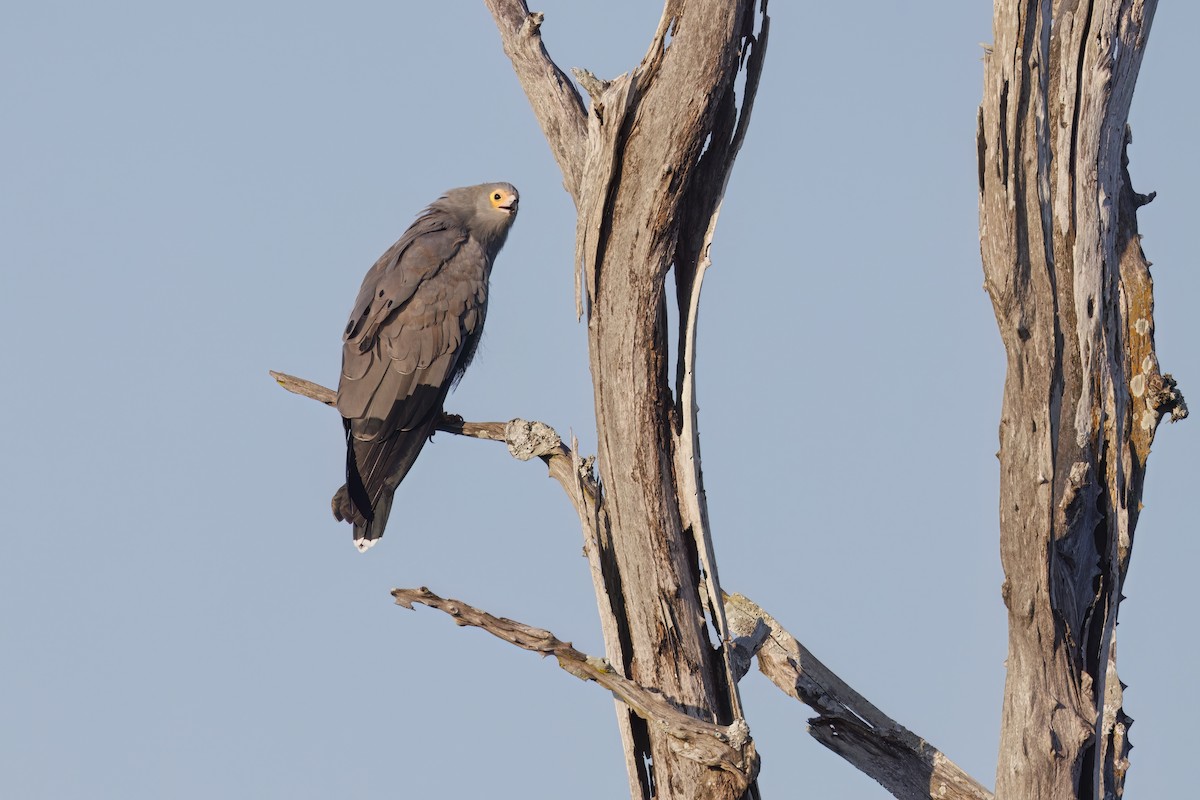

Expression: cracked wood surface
xmin=483 ymin=3 xmax=770 ymax=798
xmin=978 ymin=2 xmax=1185 ymax=797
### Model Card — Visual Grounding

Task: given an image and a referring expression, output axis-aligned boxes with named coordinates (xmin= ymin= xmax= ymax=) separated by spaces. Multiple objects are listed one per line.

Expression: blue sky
xmin=2 ymin=2 xmax=1196 ymax=797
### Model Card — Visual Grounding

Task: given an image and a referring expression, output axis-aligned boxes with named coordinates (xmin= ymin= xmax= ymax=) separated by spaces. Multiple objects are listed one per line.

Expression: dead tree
xmin=978 ymin=1 xmax=1186 ymax=798
xmin=274 ymin=1 xmax=1186 ymax=798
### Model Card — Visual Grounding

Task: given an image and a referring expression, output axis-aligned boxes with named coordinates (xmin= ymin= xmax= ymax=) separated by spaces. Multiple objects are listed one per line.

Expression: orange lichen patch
xmin=1119 ymin=226 xmax=1165 ymax=471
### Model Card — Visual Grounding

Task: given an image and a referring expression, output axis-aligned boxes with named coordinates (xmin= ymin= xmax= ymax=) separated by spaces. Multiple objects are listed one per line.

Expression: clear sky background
xmin=2 ymin=2 xmax=1196 ymax=798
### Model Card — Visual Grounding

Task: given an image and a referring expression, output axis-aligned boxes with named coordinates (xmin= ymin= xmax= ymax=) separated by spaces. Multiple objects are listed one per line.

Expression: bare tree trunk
xmin=483 ymin=2 xmax=768 ymax=798
xmin=580 ymin=19 xmax=758 ymax=800
xmin=977 ymin=2 xmax=1186 ymax=798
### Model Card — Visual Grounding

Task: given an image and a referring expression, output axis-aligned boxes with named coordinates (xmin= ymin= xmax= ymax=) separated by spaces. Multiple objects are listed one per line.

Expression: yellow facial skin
xmin=488 ymin=187 xmax=519 ymax=213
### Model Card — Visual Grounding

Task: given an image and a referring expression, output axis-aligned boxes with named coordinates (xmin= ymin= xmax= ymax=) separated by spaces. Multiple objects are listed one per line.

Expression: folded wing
xmin=332 ymin=212 xmax=488 ymax=550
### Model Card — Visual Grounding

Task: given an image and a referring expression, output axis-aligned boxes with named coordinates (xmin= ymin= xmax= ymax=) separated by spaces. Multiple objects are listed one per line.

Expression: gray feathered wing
xmin=332 ymin=212 xmax=488 ymax=551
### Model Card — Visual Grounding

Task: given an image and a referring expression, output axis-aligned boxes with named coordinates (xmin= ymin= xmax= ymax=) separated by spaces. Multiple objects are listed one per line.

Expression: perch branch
xmin=270 ymin=370 xmax=598 ymax=526
xmin=723 ymin=593 xmax=993 ymax=800
xmin=392 ymin=586 xmax=756 ymax=788
xmin=271 ymin=371 xmax=336 ymax=406
xmin=482 ymin=0 xmax=587 ymax=196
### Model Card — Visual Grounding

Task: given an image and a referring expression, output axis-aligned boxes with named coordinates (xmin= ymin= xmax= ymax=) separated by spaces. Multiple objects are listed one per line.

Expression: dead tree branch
xmin=724 ymin=594 xmax=993 ymax=800
xmin=482 ymin=1 xmax=587 ymax=196
xmin=391 ymin=586 xmax=756 ymax=790
xmin=271 ymin=371 xmax=336 ymax=406
xmin=270 ymin=370 xmax=595 ymax=520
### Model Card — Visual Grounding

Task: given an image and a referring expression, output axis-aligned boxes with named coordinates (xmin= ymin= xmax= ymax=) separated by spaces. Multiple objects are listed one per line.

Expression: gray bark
xmin=977 ymin=2 xmax=1186 ymax=798
xmin=483 ymin=2 xmax=769 ymax=798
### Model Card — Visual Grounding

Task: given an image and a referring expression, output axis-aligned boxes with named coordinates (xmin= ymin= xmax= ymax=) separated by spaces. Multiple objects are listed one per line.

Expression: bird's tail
xmin=331 ymin=417 xmax=437 ymax=552
xmin=332 ymin=484 xmax=395 ymax=551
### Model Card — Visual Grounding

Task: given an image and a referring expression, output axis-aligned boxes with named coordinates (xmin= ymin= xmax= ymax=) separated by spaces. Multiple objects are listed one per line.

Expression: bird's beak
xmin=498 ymin=194 xmax=518 ymax=213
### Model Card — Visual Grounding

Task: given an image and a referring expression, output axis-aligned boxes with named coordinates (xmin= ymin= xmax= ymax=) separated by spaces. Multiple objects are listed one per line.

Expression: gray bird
xmin=331 ymin=183 xmax=519 ymax=551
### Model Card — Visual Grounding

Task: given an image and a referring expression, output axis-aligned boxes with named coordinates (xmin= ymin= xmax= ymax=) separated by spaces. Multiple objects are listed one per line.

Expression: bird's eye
xmin=489 ymin=189 xmax=514 ymax=210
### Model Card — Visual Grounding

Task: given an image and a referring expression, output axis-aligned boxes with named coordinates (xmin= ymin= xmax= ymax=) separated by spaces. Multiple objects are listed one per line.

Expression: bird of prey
xmin=331 ymin=183 xmax=519 ymax=551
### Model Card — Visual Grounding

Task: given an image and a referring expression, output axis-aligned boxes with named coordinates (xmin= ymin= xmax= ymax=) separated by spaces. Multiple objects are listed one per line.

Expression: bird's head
xmin=482 ymin=183 xmax=519 ymax=217
xmin=437 ymin=183 xmax=519 ymax=254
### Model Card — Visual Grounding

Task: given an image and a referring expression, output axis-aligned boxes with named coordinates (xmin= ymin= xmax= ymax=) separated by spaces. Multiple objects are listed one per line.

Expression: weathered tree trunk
xmin=977 ymin=2 xmax=1186 ymax=798
xmin=484 ymin=2 xmax=768 ymax=798
xmin=580 ymin=18 xmax=759 ymax=800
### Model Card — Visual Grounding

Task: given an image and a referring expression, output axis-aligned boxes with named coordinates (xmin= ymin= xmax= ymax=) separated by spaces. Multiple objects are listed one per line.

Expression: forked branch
xmin=482 ymin=1 xmax=587 ymax=196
